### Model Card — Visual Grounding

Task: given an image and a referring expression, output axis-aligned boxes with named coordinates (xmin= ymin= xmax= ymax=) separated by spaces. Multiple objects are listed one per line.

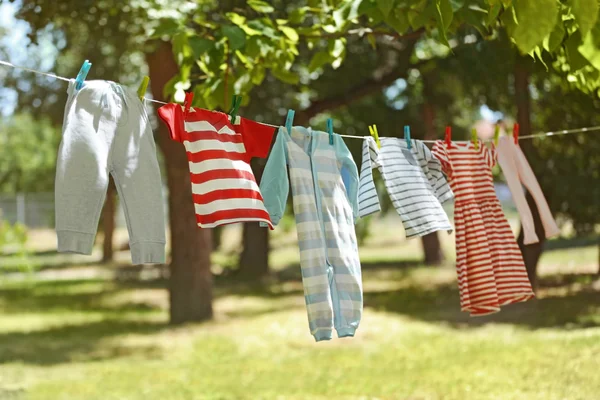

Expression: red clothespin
xmin=184 ymin=92 xmax=194 ymax=115
xmin=445 ymin=126 xmax=452 ymax=147
xmin=513 ymin=123 xmax=519 ymax=145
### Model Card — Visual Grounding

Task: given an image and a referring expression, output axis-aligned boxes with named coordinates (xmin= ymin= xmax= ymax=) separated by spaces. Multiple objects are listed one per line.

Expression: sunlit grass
xmin=1 ymin=243 xmax=600 ymax=399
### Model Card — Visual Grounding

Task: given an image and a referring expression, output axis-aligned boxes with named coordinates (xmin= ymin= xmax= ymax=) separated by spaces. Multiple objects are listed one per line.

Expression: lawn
xmin=1 ymin=214 xmax=600 ymax=399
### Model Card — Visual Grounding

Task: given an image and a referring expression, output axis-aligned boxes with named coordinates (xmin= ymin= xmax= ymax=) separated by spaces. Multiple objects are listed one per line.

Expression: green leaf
xmin=533 ymin=46 xmax=549 ymax=70
xmin=367 ymin=33 xmax=377 ymax=49
xmin=189 ymin=37 xmax=214 ymax=58
xmin=508 ymin=0 xmax=558 ymax=54
xmin=566 ymin=31 xmax=591 ymax=71
xmin=289 ymin=7 xmax=309 ymax=24
xmin=386 ymin=7 xmax=410 ymax=33
xmin=570 ymin=0 xmax=599 ymax=37
xmin=172 ymin=32 xmax=191 ymax=65
xmin=487 ymin=2 xmax=502 ymax=26
xmin=271 ymin=67 xmax=300 ymax=84
xmin=226 ymin=12 xmax=246 ymax=26
xmin=150 ymin=18 xmax=182 ymax=38
xmin=221 ymin=25 xmax=246 ymax=50
xmin=449 ymin=0 xmax=464 ymax=11
xmin=578 ymin=21 xmax=600 ymax=70
xmin=434 ymin=0 xmax=453 ymax=46
xmin=248 ymin=0 xmax=275 ymax=13
xmin=333 ymin=0 xmax=364 ymax=29
xmin=378 ymin=0 xmax=395 ymax=17
xmin=547 ymin=16 xmax=566 ymax=52
xmin=308 ymin=51 xmax=332 ymax=72
xmin=279 ymin=26 xmax=299 ymax=43
xmin=329 ymin=38 xmax=346 ymax=59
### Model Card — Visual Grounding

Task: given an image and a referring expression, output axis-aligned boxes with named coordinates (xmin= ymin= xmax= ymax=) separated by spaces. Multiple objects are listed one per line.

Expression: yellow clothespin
xmin=369 ymin=125 xmax=381 ymax=149
xmin=471 ymin=128 xmax=478 ymax=150
xmin=137 ymin=76 xmax=150 ymax=102
xmin=493 ymin=124 xmax=500 ymax=146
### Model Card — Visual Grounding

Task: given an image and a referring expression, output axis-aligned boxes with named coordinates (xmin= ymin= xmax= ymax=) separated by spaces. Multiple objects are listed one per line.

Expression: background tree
xmin=5 ymin=0 xmax=600 ymax=322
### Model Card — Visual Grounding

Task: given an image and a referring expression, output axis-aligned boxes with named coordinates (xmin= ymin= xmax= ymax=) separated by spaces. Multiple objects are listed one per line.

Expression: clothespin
xmin=494 ymin=124 xmax=500 ymax=146
xmin=404 ymin=125 xmax=412 ymax=149
xmin=75 ymin=60 xmax=92 ymax=90
xmin=445 ymin=126 xmax=452 ymax=147
xmin=326 ymin=118 xmax=334 ymax=145
xmin=513 ymin=123 xmax=520 ymax=145
xmin=228 ymin=95 xmax=242 ymax=123
xmin=183 ymin=92 xmax=194 ymax=115
xmin=137 ymin=76 xmax=149 ymax=102
xmin=368 ymin=125 xmax=381 ymax=149
xmin=285 ymin=109 xmax=295 ymax=133
xmin=471 ymin=128 xmax=478 ymax=150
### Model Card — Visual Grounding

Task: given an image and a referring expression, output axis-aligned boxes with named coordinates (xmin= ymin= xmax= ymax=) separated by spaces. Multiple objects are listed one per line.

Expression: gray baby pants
xmin=55 ymin=79 xmax=166 ymax=264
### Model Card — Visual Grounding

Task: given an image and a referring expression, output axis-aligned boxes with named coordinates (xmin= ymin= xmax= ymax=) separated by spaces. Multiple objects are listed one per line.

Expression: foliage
xmin=0 ymin=113 xmax=59 ymax=193
xmin=0 ymin=216 xmax=32 ymax=271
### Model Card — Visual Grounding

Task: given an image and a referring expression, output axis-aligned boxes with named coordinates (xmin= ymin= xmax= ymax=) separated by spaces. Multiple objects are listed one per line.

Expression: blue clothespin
xmin=404 ymin=125 xmax=412 ymax=149
xmin=327 ymin=118 xmax=334 ymax=145
xmin=285 ymin=109 xmax=295 ymax=133
xmin=75 ymin=60 xmax=92 ymax=90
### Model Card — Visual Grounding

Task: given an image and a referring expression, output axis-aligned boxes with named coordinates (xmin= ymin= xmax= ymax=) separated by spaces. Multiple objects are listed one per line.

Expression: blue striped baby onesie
xmin=260 ymin=125 xmax=363 ymax=342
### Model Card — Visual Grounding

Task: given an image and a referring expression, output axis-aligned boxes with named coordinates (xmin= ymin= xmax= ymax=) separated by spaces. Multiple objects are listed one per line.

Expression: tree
xmin=9 ymin=0 xmax=600 ymax=323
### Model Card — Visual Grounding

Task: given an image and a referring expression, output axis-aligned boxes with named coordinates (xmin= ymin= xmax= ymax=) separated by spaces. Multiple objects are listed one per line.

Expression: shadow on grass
xmin=0 ymin=319 xmax=169 ymax=365
xmin=364 ymin=273 xmax=600 ymax=330
xmin=0 ymin=279 xmax=164 ymax=315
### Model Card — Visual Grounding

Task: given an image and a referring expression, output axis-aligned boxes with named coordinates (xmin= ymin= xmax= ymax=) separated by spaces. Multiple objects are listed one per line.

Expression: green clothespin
xmin=471 ymin=128 xmax=478 ymax=150
xmin=369 ymin=125 xmax=381 ymax=149
xmin=494 ymin=124 xmax=500 ymax=146
xmin=327 ymin=118 xmax=334 ymax=145
xmin=404 ymin=125 xmax=412 ymax=149
xmin=137 ymin=76 xmax=149 ymax=102
xmin=228 ymin=95 xmax=242 ymax=123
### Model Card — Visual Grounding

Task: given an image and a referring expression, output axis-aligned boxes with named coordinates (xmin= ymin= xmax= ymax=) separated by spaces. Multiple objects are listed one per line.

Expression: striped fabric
xmin=431 ymin=140 xmax=534 ymax=316
xmin=260 ymin=127 xmax=362 ymax=342
xmin=358 ymin=137 xmax=454 ymax=238
xmin=158 ymin=104 xmax=275 ymax=228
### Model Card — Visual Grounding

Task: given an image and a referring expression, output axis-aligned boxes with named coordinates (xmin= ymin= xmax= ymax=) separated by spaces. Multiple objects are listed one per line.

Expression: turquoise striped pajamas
xmin=260 ymin=125 xmax=363 ymax=341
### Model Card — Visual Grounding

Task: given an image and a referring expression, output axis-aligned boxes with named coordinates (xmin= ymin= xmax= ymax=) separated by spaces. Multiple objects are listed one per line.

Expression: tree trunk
xmin=101 ymin=177 xmax=116 ymax=263
xmin=514 ymin=54 xmax=542 ymax=292
xmin=238 ymin=158 xmax=270 ymax=279
xmin=419 ymin=93 xmax=444 ymax=265
xmin=147 ymin=41 xmax=213 ymax=324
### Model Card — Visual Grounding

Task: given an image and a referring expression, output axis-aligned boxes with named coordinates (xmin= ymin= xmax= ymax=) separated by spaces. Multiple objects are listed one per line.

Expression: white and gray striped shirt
xmin=358 ymin=137 xmax=454 ymax=238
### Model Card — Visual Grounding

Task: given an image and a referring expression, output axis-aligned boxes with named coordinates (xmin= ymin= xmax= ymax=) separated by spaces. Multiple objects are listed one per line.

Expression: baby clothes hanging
xmin=358 ymin=137 xmax=454 ymax=238
xmin=260 ymin=117 xmax=362 ymax=342
xmin=158 ymin=97 xmax=275 ymax=228
xmin=55 ymin=80 xmax=166 ymax=264
xmin=496 ymin=136 xmax=560 ymax=244
xmin=432 ymin=140 xmax=534 ymax=316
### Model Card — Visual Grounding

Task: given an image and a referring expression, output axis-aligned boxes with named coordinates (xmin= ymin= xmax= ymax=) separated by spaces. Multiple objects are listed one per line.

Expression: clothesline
xmin=2 ymin=59 xmax=600 ymax=142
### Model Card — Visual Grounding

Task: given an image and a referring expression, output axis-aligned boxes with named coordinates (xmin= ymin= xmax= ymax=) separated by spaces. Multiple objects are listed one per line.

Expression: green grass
xmin=1 ymin=247 xmax=600 ymax=399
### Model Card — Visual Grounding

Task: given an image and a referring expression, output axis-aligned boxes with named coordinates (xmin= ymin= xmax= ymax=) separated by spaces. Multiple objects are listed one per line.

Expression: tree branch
xmin=295 ymin=59 xmax=427 ymax=124
xmin=301 ymin=28 xmax=425 ymax=41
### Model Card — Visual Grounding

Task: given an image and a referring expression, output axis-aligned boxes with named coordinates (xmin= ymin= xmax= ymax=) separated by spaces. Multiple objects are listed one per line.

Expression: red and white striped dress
xmin=432 ymin=140 xmax=534 ymax=316
xmin=158 ymin=103 xmax=275 ymax=229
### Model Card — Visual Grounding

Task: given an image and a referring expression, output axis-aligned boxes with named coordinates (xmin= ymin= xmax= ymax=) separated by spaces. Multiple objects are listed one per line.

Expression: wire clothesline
xmin=2 ymin=59 xmax=600 ymax=142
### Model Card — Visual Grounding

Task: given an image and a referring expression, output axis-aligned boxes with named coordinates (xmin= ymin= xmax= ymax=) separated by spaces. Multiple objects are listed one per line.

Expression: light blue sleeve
xmin=335 ymin=135 xmax=359 ymax=223
xmin=259 ymin=128 xmax=289 ymax=226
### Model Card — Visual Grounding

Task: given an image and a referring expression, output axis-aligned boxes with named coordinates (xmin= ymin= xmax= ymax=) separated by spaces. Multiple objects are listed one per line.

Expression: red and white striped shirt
xmin=158 ymin=104 xmax=275 ymax=229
